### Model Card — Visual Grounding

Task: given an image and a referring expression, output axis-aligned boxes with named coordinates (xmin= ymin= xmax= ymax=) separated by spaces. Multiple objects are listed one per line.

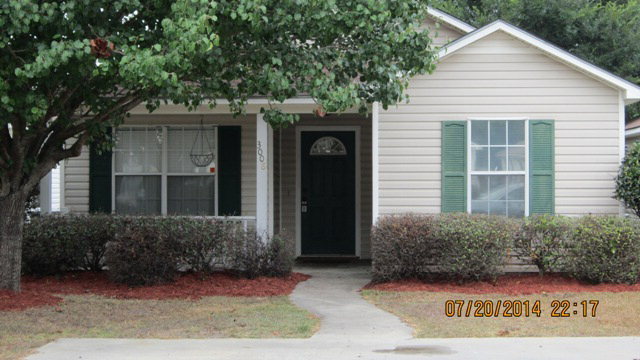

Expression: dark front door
xmin=301 ymin=131 xmax=356 ymax=255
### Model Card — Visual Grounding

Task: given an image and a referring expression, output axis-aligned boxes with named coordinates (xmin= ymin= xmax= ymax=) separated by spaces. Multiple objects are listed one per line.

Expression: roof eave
xmin=426 ymin=7 xmax=476 ymax=34
xmin=438 ymin=20 xmax=640 ymax=102
xmin=626 ymin=127 xmax=640 ymax=138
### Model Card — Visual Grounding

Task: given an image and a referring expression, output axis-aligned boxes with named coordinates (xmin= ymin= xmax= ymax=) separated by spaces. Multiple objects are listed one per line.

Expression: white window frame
xmin=112 ymin=125 xmax=219 ymax=216
xmin=466 ymin=118 xmax=529 ymax=217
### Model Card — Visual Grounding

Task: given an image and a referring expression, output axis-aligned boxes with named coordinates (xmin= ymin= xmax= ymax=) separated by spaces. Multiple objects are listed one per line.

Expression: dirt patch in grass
xmin=1 ymin=294 xmax=319 ymax=360
xmin=363 ymin=290 xmax=640 ymax=338
xmin=0 ymin=272 xmax=310 ymax=311
xmin=365 ymin=274 xmax=640 ymax=295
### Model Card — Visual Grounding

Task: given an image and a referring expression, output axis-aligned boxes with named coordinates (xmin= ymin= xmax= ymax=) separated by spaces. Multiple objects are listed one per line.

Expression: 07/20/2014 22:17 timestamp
xmin=444 ymin=299 xmax=599 ymax=318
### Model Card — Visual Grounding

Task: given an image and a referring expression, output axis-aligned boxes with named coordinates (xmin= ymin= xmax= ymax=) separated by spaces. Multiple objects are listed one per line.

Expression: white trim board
xmin=371 ymin=102 xmax=380 ymax=224
xmin=295 ymin=126 xmax=362 ymax=258
xmin=427 ymin=7 xmax=476 ymax=34
xmin=438 ymin=20 xmax=640 ymax=103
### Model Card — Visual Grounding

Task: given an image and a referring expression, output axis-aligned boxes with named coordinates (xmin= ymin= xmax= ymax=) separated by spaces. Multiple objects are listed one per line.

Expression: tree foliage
xmin=0 ymin=0 xmax=437 ymax=291
xmin=616 ymin=142 xmax=640 ymax=217
xmin=0 ymin=0 xmax=437 ymax=197
xmin=432 ymin=0 xmax=640 ymax=119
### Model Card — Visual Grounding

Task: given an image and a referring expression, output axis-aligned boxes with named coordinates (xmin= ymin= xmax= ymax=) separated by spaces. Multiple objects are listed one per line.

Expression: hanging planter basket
xmin=190 ymin=118 xmax=216 ymax=167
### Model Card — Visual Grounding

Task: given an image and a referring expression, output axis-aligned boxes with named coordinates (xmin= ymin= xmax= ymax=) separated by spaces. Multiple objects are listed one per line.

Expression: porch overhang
xmin=129 ymin=97 xmax=364 ymax=115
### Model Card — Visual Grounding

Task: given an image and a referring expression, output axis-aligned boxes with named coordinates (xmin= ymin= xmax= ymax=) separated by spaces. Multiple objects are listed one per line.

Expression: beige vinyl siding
xmin=275 ymin=114 xmax=372 ymax=258
xmin=63 ymin=114 xmax=257 ymax=217
xmin=378 ymin=31 xmax=623 ymax=216
xmin=62 ymin=144 xmax=90 ymax=213
xmin=423 ymin=17 xmax=465 ymax=47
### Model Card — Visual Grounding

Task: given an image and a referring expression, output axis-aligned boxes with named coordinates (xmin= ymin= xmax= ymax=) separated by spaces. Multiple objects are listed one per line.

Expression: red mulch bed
xmin=0 ymin=272 xmax=310 ymax=312
xmin=365 ymin=274 xmax=640 ymax=295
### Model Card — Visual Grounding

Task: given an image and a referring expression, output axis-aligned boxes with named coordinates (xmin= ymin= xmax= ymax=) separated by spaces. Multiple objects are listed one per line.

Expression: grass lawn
xmin=363 ymin=290 xmax=640 ymax=338
xmin=0 ymin=294 xmax=319 ymax=360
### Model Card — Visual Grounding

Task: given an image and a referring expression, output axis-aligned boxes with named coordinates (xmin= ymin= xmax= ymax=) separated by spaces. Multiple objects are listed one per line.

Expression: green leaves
xmin=0 ymin=0 xmax=437 ymax=191
xmin=615 ymin=142 xmax=640 ymax=217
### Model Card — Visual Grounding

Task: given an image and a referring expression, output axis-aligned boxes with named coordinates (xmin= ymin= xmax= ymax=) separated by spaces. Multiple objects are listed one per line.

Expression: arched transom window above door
xmin=309 ymin=136 xmax=347 ymax=156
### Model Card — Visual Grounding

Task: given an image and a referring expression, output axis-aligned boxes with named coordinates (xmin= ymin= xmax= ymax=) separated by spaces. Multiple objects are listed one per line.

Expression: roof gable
xmin=426 ymin=7 xmax=476 ymax=34
xmin=438 ymin=20 xmax=640 ymax=103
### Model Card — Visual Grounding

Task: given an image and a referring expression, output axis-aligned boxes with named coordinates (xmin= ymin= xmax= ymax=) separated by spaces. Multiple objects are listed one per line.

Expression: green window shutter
xmin=89 ymin=134 xmax=113 ymax=213
xmin=529 ymin=120 xmax=555 ymax=215
xmin=441 ymin=121 xmax=467 ymax=213
xmin=218 ymin=126 xmax=242 ymax=216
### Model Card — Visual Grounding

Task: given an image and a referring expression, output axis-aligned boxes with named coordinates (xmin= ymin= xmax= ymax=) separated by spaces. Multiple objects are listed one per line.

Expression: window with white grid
xmin=112 ymin=126 xmax=217 ymax=216
xmin=469 ymin=120 xmax=527 ymax=217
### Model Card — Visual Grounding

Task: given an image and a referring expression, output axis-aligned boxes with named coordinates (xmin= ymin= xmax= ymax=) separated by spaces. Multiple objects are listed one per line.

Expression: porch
xmin=62 ymin=100 xmax=377 ymax=259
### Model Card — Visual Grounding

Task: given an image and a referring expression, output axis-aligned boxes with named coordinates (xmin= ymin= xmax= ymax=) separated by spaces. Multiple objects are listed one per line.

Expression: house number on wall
xmin=257 ymin=141 xmax=266 ymax=170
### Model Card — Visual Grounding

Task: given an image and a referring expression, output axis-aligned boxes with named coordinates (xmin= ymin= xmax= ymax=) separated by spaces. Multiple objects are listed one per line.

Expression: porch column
xmin=256 ymin=113 xmax=274 ymax=239
xmin=371 ymin=101 xmax=380 ymax=224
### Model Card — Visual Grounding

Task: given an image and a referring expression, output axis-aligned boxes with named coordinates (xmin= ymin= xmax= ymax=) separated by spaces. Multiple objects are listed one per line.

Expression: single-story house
xmin=57 ymin=8 xmax=640 ymax=259
xmin=626 ymin=118 xmax=640 ymax=148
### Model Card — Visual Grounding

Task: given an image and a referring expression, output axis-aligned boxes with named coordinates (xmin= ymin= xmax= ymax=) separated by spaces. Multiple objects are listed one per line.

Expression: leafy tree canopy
xmin=432 ymin=0 xmax=640 ymax=119
xmin=0 ymin=0 xmax=437 ymax=291
xmin=0 ymin=0 xmax=436 ymax=196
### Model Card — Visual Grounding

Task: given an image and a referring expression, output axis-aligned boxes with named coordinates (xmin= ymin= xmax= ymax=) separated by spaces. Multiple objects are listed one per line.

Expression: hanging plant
xmin=189 ymin=118 xmax=215 ymax=167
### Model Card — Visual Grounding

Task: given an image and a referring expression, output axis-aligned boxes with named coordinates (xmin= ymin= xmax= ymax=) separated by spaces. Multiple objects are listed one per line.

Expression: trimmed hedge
xmin=228 ymin=233 xmax=295 ymax=279
xmin=22 ymin=215 xmax=294 ymax=285
xmin=373 ymin=213 xmax=640 ymax=285
xmin=370 ymin=214 xmax=438 ymax=282
xmin=567 ymin=216 xmax=640 ymax=284
xmin=372 ymin=213 xmax=516 ymax=283
xmin=516 ymin=215 xmax=573 ymax=275
xmin=22 ymin=214 xmax=118 ymax=276
xmin=433 ymin=213 xmax=517 ymax=282
xmin=105 ymin=217 xmax=181 ymax=286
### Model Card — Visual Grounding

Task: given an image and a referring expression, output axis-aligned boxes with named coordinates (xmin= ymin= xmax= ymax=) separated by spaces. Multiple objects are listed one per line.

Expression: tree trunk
xmin=0 ymin=191 xmax=27 ymax=292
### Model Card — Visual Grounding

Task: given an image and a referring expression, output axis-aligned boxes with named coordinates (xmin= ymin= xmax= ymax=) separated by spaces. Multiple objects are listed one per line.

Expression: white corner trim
xmin=619 ymin=92 xmax=626 ymax=216
xmin=620 ymin=92 xmax=627 ymax=163
xmin=295 ymin=126 xmax=362 ymax=258
xmin=427 ymin=7 xmax=476 ymax=34
xmin=438 ymin=20 xmax=640 ymax=102
xmin=371 ymin=102 xmax=380 ymax=224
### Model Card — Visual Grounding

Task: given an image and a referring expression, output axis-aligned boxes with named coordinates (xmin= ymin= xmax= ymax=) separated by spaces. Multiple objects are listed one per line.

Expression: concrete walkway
xmin=27 ymin=265 xmax=640 ymax=360
xmin=289 ymin=264 xmax=412 ymax=342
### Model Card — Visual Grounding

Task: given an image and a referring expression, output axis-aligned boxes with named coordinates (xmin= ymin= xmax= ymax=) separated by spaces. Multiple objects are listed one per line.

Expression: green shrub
xmin=178 ymin=217 xmax=236 ymax=273
xmin=434 ymin=213 xmax=517 ymax=282
xmin=22 ymin=215 xmax=86 ymax=276
xmin=228 ymin=233 xmax=295 ymax=278
xmin=371 ymin=215 xmax=438 ymax=282
xmin=22 ymin=214 xmax=117 ymax=275
xmin=567 ymin=216 xmax=640 ymax=284
xmin=516 ymin=215 xmax=573 ymax=275
xmin=371 ymin=213 xmax=516 ymax=283
xmin=615 ymin=142 xmax=640 ymax=217
xmin=104 ymin=217 xmax=182 ymax=286
xmin=23 ymin=214 xmax=293 ymax=282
